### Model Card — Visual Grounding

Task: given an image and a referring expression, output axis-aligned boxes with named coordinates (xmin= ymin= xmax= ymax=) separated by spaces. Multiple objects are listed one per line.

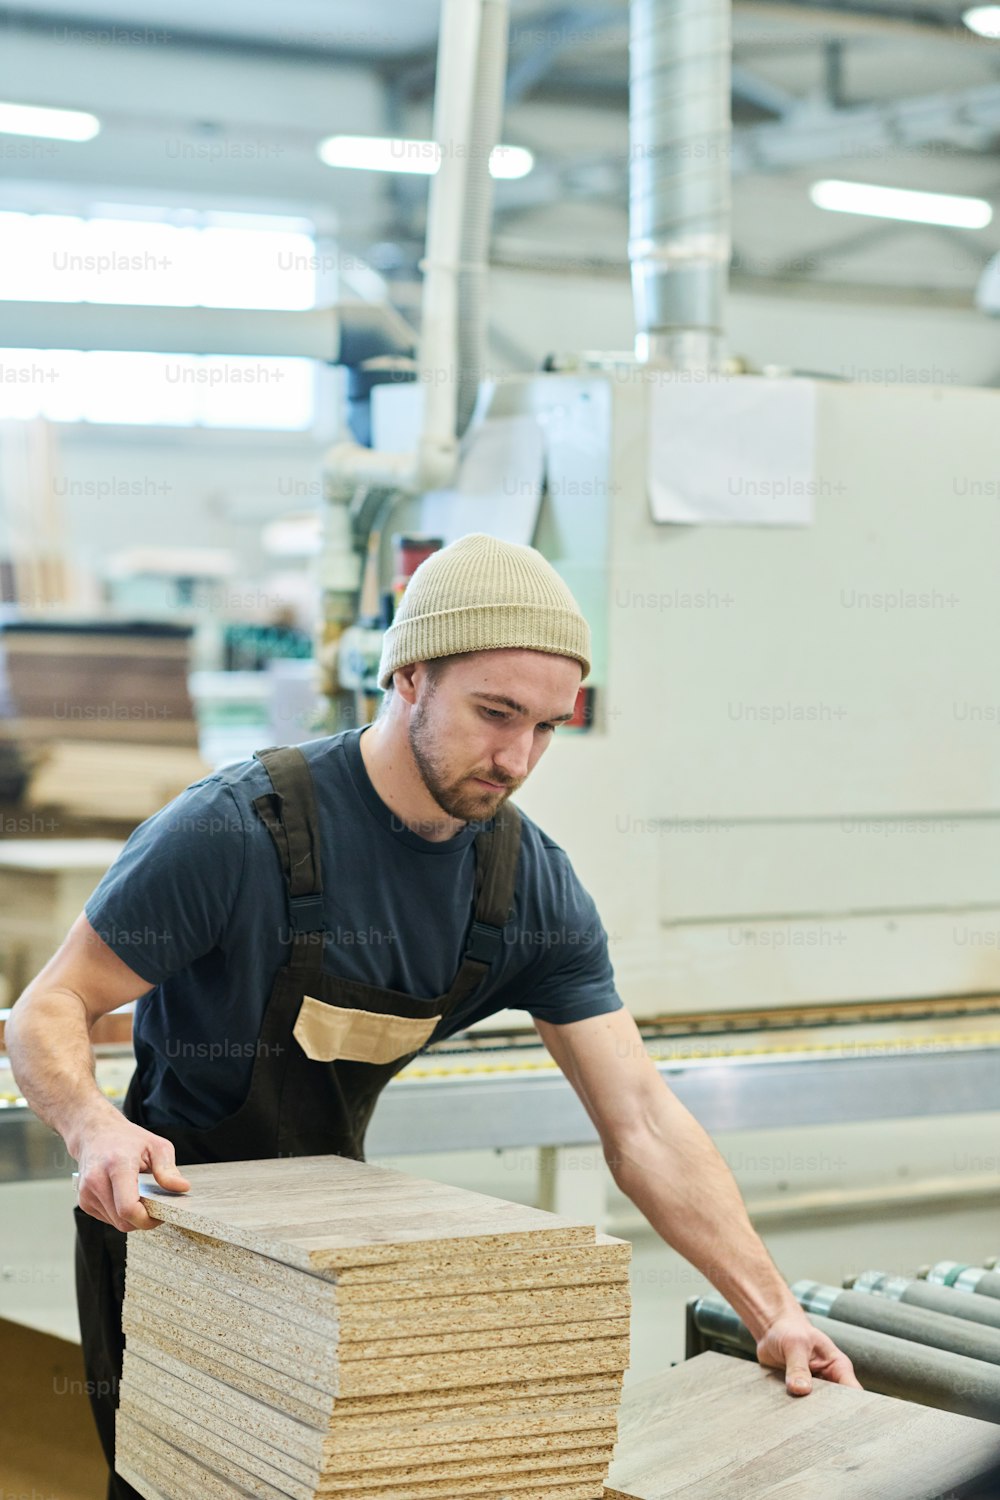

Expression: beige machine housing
xmin=379 ymin=370 xmax=1000 ymax=1022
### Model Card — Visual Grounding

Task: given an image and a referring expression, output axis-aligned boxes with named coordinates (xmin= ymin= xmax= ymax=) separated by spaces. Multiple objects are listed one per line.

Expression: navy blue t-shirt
xmin=85 ymin=727 xmax=622 ymax=1129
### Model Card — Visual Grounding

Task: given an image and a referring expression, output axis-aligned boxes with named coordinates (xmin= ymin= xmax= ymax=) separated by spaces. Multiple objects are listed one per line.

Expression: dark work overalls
xmin=73 ymin=744 xmax=522 ymax=1500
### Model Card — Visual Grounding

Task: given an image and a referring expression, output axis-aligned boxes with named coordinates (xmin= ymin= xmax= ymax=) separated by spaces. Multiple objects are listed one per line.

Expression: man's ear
xmin=393 ymin=662 xmax=422 ymax=707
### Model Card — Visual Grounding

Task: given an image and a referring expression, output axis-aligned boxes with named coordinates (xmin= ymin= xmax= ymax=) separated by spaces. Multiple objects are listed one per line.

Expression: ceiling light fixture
xmin=962 ymin=5 xmax=1000 ymax=37
xmin=318 ymin=135 xmax=533 ymax=180
xmin=0 ymin=101 xmax=100 ymax=141
xmin=809 ymin=178 xmax=992 ymax=229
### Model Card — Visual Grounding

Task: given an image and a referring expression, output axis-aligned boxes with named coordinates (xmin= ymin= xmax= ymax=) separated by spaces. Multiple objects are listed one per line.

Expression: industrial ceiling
xmin=0 ymin=0 xmax=997 ymax=298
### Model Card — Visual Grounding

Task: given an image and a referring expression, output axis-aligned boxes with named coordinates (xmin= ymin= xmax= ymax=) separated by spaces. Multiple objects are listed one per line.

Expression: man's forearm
xmin=605 ymin=1086 xmax=798 ymax=1340
xmin=6 ymin=987 xmax=121 ymax=1157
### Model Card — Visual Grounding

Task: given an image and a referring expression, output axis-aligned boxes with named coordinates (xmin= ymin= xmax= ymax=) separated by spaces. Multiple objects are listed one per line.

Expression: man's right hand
xmin=4 ymin=913 xmax=192 ymax=1232
xmin=74 ymin=1110 xmax=190 ymax=1232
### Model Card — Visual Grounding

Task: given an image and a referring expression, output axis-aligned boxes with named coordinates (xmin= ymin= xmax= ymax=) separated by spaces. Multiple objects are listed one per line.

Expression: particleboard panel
xmin=126 ymin=1317 xmax=623 ymax=1428
xmin=132 ymin=1225 xmax=628 ymax=1329
xmin=126 ymin=1340 xmax=621 ymax=1446
xmin=604 ymin=1352 xmax=1000 ymax=1500
xmin=137 ymin=1155 xmax=601 ymax=1269
xmin=140 ymin=1218 xmax=631 ymax=1290
xmin=123 ymin=1355 xmax=617 ymax=1474
xmin=126 ymin=1265 xmax=628 ymax=1359
xmin=119 ymin=1414 xmax=607 ymax=1500
xmin=129 ymin=1397 xmax=613 ymax=1499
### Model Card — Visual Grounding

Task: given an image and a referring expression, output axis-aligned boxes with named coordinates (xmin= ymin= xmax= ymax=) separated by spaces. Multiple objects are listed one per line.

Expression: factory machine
xmin=345 ymin=364 xmax=1000 ymax=1179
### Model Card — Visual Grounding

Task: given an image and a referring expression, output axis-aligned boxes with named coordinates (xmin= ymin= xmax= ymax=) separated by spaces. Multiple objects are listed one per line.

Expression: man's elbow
xmin=3 ymin=988 xmax=38 ymax=1074
xmin=599 ymin=1115 xmax=665 ymax=1188
xmin=7 ymin=981 xmax=84 ymax=1053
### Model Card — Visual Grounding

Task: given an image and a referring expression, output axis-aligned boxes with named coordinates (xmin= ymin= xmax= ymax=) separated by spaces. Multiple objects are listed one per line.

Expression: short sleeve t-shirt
xmin=85 ymin=727 xmax=622 ymax=1129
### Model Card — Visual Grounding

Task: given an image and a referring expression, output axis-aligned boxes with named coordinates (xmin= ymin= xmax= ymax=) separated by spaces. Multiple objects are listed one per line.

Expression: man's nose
xmin=491 ymin=728 xmax=533 ymax=781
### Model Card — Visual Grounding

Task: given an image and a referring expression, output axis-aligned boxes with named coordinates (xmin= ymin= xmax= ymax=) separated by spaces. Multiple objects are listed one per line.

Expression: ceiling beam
xmin=732 ymin=80 xmax=1000 ymax=172
xmin=505 ymin=6 xmax=622 ymax=105
xmin=731 ymin=65 xmax=798 ymax=118
xmin=0 ymin=5 xmax=423 ymax=66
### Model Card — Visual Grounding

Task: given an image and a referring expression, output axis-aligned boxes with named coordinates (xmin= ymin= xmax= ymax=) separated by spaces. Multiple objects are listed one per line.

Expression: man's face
xmin=408 ymin=649 xmax=582 ymax=823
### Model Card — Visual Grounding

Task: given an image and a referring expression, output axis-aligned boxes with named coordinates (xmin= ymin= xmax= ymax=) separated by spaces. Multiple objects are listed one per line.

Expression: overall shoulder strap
xmin=443 ymin=803 xmax=523 ymax=1011
xmin=470 ymin=804 xmax=523 ymax=955
xmin=252 ymin=746 xmax=325 ymax=960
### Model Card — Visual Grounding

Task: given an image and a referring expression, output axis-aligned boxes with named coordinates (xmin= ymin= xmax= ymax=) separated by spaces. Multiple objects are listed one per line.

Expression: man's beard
xmin=409 ymin=694 xmax=520 ymax=824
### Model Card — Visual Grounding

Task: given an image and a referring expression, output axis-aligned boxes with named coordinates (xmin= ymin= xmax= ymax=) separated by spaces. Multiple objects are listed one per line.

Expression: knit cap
xmin=377 ymin=532 xmax=591 ymax=689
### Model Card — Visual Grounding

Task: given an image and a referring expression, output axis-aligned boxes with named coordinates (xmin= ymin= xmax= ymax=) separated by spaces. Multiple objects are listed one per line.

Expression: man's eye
xmin=481 ymin=707 xmax=507 ymax=720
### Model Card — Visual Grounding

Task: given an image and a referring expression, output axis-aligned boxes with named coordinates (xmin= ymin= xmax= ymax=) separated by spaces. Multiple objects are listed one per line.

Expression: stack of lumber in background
xmin=0 ymin=620 xmax=198 ymax=744
xmin=0 ymin=619 xmax=206 ymax=831
xmin=116 ymin=1155 xmax=632 ymax=1500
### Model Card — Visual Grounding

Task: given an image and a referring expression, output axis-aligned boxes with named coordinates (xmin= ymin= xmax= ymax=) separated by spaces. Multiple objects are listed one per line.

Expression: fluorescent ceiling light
xmin=810 ymin=178 xmax=992 ymax=229
xmin=486 ymin=145 xmax=535 ymax=180
xmin=0 ymin=101 xmax=100 ymax=141
xmin=318 ymin=135 xmax=533 ymax=180
xmin=963 ymin=4 xmax=1000 ymax=36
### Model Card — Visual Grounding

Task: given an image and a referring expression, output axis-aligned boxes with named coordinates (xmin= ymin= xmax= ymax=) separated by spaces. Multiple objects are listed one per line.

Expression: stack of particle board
xmin=116 ymin=1155 xmax=631 ymax=1500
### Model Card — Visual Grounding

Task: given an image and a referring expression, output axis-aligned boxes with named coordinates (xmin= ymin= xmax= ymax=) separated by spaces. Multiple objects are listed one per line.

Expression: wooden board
xmin=604 ymin=1352 xmax=1000 ymax=1500
xmin=126 ymin=1399 xmax=613 ymax=1499
xmin=125 ymin=1266 xmax=629 ymax=1361
xmin=140 ymin=1219 xmax=631 ymax=1291
xmin=133 ymin=1225 xmax=629 ymax=1328
xmin=122 ymin=1356 xmax=617 ymax=1473
xmin=136 ymin=1156 xmax=605 ymax=1270
xmin=126 ymin=1320 xmax=623 ymax=1428
xmin=123 ymin=1290 xmax=630 ymax=1395
xmin=118 ymin=1415 xmax=607 ymax=1500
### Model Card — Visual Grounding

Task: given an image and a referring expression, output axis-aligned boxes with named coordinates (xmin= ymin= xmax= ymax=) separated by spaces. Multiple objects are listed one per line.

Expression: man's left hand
xmin=756 ymin=1309 xmax=862 ymax=1395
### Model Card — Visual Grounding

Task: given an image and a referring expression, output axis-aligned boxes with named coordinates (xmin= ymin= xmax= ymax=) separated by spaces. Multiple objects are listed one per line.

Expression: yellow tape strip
xmin=398 ymin=1030 xmax=1000 ymax=1080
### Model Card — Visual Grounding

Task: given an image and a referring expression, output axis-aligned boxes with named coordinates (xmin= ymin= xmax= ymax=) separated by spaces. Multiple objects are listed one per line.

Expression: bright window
xmin=0 ymin=207 xmax=320 ymax=426
xmin=0 ymin=349 xmax=315 ymax=429
xmin=0 ymin=208 xmax=317 ymax=308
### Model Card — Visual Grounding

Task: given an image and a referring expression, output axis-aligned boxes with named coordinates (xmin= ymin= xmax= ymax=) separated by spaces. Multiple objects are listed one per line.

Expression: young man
xmin=7 ymin=532 xmax=857 ymax=1500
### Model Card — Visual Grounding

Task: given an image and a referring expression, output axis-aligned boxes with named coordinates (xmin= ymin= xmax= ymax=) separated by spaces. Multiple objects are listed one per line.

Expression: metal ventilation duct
xmin=629 ymin=0 xmax=731 ymax=370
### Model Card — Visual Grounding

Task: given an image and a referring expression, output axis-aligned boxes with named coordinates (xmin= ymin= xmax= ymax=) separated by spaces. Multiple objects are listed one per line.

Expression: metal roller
xmin=690 ymin=1293 xmax=1000 ymax=1424
xmin=849 ymin=1270 xmax=1000 ymax=1333
xmin=689 ymin=1294 xmax=759 ymax=1356
xmin=794 ymin=1281 xmax=1000 ymax=1367
xmin=925 ymin=1262 xmax=1000 ymax=1301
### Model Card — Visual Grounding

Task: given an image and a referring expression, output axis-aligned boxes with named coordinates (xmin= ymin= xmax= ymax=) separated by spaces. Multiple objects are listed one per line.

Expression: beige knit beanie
xmin=378 ymin=532 xmax=591 ymax=690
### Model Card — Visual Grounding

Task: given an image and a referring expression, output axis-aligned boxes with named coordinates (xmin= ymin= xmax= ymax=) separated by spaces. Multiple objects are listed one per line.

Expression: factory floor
xmin=0 ymin=1316 xmax=107 ymax=1498
xmin=1 ymin=1110 xmax=998 ymax=1495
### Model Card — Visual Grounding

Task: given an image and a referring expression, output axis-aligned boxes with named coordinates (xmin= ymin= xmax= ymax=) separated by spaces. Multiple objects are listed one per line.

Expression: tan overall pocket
xmin=293 ymin=994 xmax=438 ymax=1065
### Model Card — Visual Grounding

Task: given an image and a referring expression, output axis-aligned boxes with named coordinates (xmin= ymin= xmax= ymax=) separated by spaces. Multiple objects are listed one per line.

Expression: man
xmin=7 ymin=532 xmax=858 ymax=1500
